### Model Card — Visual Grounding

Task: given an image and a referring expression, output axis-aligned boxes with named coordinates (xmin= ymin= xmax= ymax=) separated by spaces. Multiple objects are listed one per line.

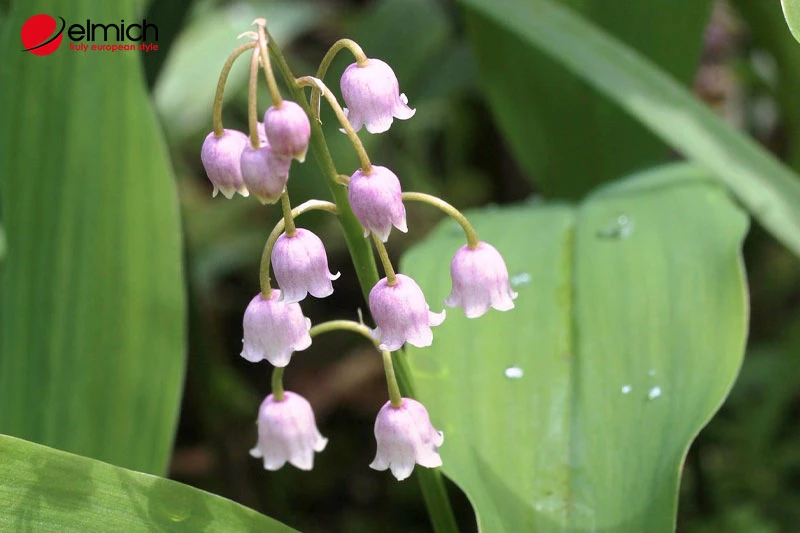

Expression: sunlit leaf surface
xmin=404 ymin=164 xmax=749 ymax=531
xmin=0 ymin=0 xmax=185 ymax=475
xmin=0 ymin=434 xmax=297 ymax=533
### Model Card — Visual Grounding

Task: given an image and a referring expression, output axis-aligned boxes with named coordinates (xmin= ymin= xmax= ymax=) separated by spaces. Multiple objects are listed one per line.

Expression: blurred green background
xmin=1 ymin=0 xmax=799 ymax=531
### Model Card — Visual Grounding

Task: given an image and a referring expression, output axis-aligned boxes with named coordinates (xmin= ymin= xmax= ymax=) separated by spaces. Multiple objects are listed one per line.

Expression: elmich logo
xmin=21 ymin=14 xmax=159 ymax=56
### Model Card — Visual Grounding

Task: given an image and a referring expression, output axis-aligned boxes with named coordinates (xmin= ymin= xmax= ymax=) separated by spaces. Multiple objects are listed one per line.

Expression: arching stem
xmin=311 ymin=39 xmax=368 ymax=121
xmin=296 ymin=76 xmax=372 ymax=174
xmin=212 ymin=41 xmax=257 ymax=137
xmin=259 ymin=200 xmax=339 ymax=297
xmin=402 ymin=192 xmax=480 ymax=249
xmin=371 ymin=235 xmax=397 ymax=286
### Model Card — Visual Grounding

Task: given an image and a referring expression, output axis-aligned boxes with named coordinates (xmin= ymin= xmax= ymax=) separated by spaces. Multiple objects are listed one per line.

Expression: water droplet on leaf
xmin=648 ymin=386 xmax=662 ymax=400
xmin=621 ymin=385 xmax=632 ymax=394
xmin=596 ymin=214 xmax=634 ymax=239
xmin=510 ymin=272 xmax=532 ymax=288
xmin=504 ymin=366 xmax=524 ymax=379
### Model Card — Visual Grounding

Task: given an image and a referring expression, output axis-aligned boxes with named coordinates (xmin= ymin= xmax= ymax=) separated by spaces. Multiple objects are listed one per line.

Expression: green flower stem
xmin=309 ymin=319 xmax=374 ymax=342
xmin=212 ymin=41 xmax=257 ymax=137
xmin=266 ymin=30 xmax=378 ymax=303
xmin=258 ymin=200 xmax=338 ymax=298
xmin=280 ymin=190 xmax=297 ymax=237
xmin=253 ymin=19 xmax=283 ymax=108
xmin=271 ymin=367 xmax=285 ymax=401
xmin=267 ymin=30 xmax=458 ymax=533
xmin=311 ymin=38 xmax=368 ymax=121
xmin=371 ymin=234 xmax=398 ymax=286
xmin=246 ymin=46 xmax=261 ymax=149
xmin=401 ymin=192 xmax=480 ymax=249
xmin=296 ymin=76 xmax=372 ymax=173
xmin=381 ymin=350 xmax=403 ymax=408
xmin=308 ymin=321 xmax=402 ymax=408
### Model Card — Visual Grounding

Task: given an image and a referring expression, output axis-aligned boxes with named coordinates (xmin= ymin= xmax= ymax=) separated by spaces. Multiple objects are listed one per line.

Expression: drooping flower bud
xmin=369 ymin=274 xmax=445 ymax=351
xmin=370 ymin=398 xmax=443 ymax=481
xmin=340 ymin=58 xmax=415 ymax=134
xmin=201 ymin=129 xmax=249 ymax=199
xmin=249 ymin=391 xmax=328 ymax=471
xmin=349 ymin=165 xmax=408 ymax=242
xmin=264 ymin=101 xmax=311 ymax=162
xmin=445 ymin=242 xmax=518 ymax=318
xmin=241 ymin=291 xmax=312 ymax=367
xmin=240 ymin=142 xmax=292 ymax=205
xmin=271 ymin=228 xmax=340 ymax=304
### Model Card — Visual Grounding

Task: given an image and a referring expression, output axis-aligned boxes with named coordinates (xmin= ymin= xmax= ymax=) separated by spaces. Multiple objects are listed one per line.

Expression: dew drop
xmin=621 ymin=385 xmax=632 ymax=394
xmin=647 ymin=386 xmax=662 ymax=400
xmin=510 ymin=272 xmax=532 ymax=288
xmin=596 ymin=214 xmax=634 ymax=239
xmin=504 ymin=366 xmax=524 ymax=379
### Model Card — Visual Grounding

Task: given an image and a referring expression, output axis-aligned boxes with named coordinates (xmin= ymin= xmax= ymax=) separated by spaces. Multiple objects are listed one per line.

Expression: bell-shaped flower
xmin=201 ymin=129 xmax=249 ymax=199
xmin=369 ymin=274 xmax=445 ymax=351
xmin=249 ymin=391 xmax=328 ymax=471
xmin=271 ymin=228 xmax=340 ymax=303
xmin=240 ymin=142 xmax=292 ymax=205
xmin=349 ymin=165 xmax=408 ymax=242
xmin=445 ymin=242 xmax=518 ymax=318
xmin=370 ymin=398 xmax=443 ymax=481
xmin=264 ymin=100 xmax=311 ymax=162
xmin=241 ymin=291 xmax=312 ymax=367
xmin=340 ymin=58 xmax=415 ymax=134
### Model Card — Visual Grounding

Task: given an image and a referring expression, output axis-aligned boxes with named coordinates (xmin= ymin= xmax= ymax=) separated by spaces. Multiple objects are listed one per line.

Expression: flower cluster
xmin=200 ymin=23 xmax=517 ymax=481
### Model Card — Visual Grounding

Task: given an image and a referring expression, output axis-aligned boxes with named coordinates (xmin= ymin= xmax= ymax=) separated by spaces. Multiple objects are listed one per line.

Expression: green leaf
xmin=0 ymin=1 xmax=185 ymax=474
xmin=781 ymin=0 xmax=800 ymax=43
xmin=402 ymin=164 xmax=749 ymax=531
xmin=0 ymin=434 xmax=297 ymax=532
xmin=465 ymin=0 xmax=712 ymax=197
xmin=461 ymin=0 xmax=800 ymax=259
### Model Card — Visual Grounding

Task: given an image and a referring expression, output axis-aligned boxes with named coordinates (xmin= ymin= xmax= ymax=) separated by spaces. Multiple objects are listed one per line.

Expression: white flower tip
xmin=370 ymin=327 xmax=382 ymax=342
xmin=429 ymin=309 xmax=446 ymax=327
xmin=493 ymin=299 xmax=516 ymax=312
xmin=212 ymin=186 xmax=219 ymax=198
xmin=390 ymin=464 xmax=415 ymax=481
xmin=268 ymin=355 xmax=291 ymax=368
xmin=329 ymin=270 xmax=341 ymax=281
xmin=240 ymin=349 xmax=263 ymax=363
xmin=249 ymin=447 xmax=262 ymax=458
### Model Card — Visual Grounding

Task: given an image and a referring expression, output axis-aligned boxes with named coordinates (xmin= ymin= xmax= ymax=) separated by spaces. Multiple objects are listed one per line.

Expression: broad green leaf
xmin=0 ymin=434 xmax=297 ymax=532
xmin=0 ymin=1 xmax=185 ymax=474
xmin=461 ymin=0 xmax=800 ymax=259
xmin=465 ymin=0 xmax=712 ymax=198
xmin=403 ymin=164 xmax=748 ymax=531
xmin=781 ymin=0 xmax=800 ymax=43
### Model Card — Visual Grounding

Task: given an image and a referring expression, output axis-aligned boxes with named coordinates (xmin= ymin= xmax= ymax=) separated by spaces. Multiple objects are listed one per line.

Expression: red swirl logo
xmin=21 ymin=14 xmax=65 ymax=56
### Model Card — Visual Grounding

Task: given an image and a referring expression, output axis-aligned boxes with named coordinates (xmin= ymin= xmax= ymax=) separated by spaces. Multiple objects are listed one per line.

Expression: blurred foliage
xmin=0 ymin=435 xmax=297 ymax=532
xmin=160 ymin=0 xmax=799 ymax=531
xmin=1 ymin=0 xmax=799 ymax=531
xmin=465 ymin=0 xmax=712 ymax=198
xmin=0 ymin=0 xmax=185 ymax=475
